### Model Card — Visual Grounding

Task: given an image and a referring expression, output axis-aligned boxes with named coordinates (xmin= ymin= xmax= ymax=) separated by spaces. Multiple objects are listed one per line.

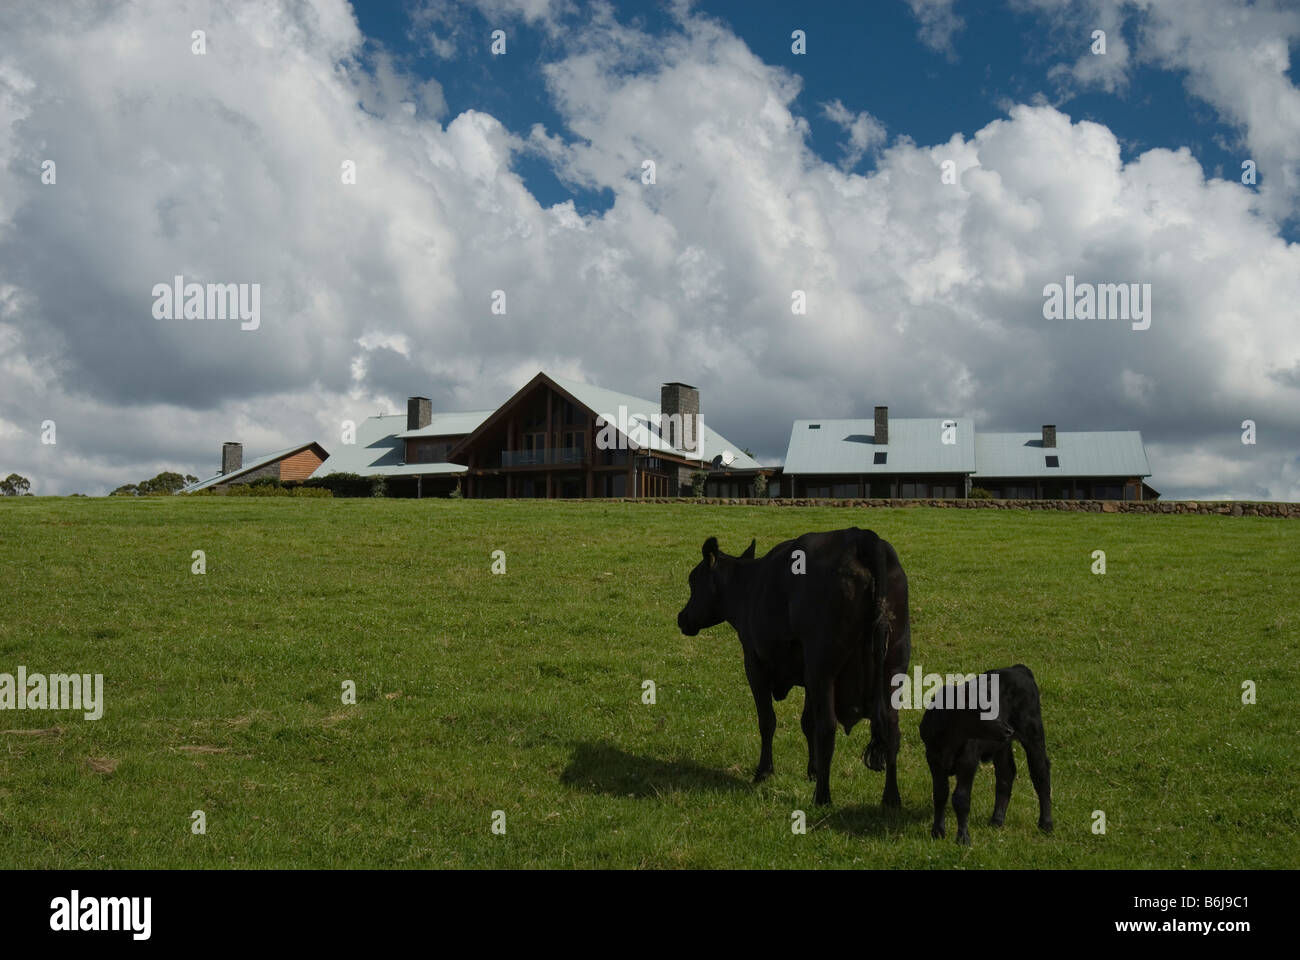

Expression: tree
xmin=1 ymin=473 xmax=31 ymax=496
xmin=116 ymin=472 xmax=199 ymax=495
xmin=141 ymin=472 xmax=196 ymax=494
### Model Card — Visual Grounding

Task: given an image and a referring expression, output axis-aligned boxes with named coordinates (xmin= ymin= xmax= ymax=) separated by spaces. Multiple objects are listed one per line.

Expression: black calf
xmin=919 ymin=664 xmax=1053 ymax=845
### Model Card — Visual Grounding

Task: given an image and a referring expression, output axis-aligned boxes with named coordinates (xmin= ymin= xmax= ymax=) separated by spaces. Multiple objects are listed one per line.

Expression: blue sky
xmin=349 ymin=0 xmax=1290 ymax=235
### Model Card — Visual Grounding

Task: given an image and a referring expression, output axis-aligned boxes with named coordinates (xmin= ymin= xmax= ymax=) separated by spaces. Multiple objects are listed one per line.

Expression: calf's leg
xmin=929 ymin=759 xmax=949 ymax=839
xmin=1022 ymin=732 xmax=1053 ymax=833
xmin=952 ymin=748 xmax=979 ymax=846
xmin=990 ymin=742 xmax=1016 ymax=827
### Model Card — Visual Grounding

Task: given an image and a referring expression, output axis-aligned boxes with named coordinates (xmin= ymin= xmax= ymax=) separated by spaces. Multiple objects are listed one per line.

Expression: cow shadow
xmin=818 ymin=800 xmax=929 ymax=837
xmin=560 ymin=741 xmax=750 ymax=798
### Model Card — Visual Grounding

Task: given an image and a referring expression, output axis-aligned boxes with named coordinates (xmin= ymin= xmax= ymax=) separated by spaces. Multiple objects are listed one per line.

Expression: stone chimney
xmin=660 ymin=382 xmax=700 ymax=455
xmin=1042 ymin=424 xmax=1057 ymax=448
xmin=408 ymin=396 xmax=432 ymax=431
xmin=221 ymin=442 xmax=243 ymax=475
xmin=874 ymin=406 xmax=888 ymax=445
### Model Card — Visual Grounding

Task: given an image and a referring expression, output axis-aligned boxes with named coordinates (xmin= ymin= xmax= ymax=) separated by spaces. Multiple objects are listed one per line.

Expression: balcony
xmin=501 ymin=447 xmax=586 ymax=467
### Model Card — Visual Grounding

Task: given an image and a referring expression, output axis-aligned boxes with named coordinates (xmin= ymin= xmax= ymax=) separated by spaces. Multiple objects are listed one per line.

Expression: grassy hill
xmin=0 ymin=496 xmax=1295 ymax=868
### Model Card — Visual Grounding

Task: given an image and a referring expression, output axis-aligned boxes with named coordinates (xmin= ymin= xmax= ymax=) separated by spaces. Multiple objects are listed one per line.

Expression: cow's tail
xmin=861 ymin=530 xmax=892 ymax=772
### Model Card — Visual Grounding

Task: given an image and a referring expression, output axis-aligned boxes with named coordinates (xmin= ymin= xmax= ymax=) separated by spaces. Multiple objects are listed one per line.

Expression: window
xmin=416 ymin=442 xmax=452 ymax=464
xmin=805 ymin=484 xmax=831 ymax=498
xmin=808 ymin=424 xmax=821 ymax=429
xmin=900 ymin=482 xmax=925 ymax=498
xmin=933 ymin=485 xmax=957 ymax=499
xmin=832 ymin=483 xmax=859 ymax=498
xmin=1045 ymin=455 xmax=1059 ymax=468
xmin=874 ymin=452 xmax=887 ymax=464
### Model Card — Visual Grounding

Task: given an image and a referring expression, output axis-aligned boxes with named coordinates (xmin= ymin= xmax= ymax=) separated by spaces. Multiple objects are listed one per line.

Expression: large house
xmin=443 ymin=372 xmax=762 ymax=498
xmin=776 ymin=406 xmax=1157 ymax=500
xmin=183 ymin=385 xmax=1156 ymax=501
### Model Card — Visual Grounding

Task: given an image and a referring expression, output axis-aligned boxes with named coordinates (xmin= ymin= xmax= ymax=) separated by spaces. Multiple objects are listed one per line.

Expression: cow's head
xmin=676 ymin=536 xmax=755 ymax=636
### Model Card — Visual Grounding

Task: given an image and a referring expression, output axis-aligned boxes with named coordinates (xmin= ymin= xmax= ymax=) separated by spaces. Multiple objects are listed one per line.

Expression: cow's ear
xmin=702 ymin=536 xmax=719 ymax=562
xmin=741 ymin=539 xmax=756 ymax=559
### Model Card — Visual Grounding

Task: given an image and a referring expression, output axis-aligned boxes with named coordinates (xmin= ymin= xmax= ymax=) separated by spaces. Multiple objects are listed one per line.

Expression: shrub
xmin=303 ymin=473 xmax=374 ymax=498
xmin=226 ymin=483 xmax=288 ymax=497
xmin=968 ymin=487 xmax=994 ymax=500
xmin=690 ymin=470 xmax=709 ymax=497
xmin=290 ymin=486 xmax=332 ymax=498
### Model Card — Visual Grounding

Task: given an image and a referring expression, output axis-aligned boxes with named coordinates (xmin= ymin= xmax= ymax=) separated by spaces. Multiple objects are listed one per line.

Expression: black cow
xmin=676 ymin=528 xmax=911 ymax=808
xmin=919 ymin=664 xmax=1053 ymax=845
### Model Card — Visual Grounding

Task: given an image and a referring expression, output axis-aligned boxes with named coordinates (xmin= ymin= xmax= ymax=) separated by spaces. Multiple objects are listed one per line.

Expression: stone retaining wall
xmin=591 ymin=497 xmax=1298 ymax=517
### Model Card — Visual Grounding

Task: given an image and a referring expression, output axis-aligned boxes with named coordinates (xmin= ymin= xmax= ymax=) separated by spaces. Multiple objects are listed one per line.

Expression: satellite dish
xmin=721 ymin=450 xmax=735 ymax=466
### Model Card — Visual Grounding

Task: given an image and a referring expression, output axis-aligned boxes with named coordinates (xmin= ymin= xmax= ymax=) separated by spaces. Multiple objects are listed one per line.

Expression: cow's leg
xmin=881 ymin=706 xmax=902 ymax=810
xmin=989 ymin=742 xmax=1016 ymax=827
xmin=808 ymin=679 xmax=837 ymax=806
xmin=952 ymin=748 xmax=978 ymax=846
xmin=800 ymin=695 xmax=816 ymax=781
xmin=929 ymin=760 xmax=949 ymax=839
xmin=743 ymin=650 xmax=776 ymax=783
xmin=1023 ymin=733 xmax=1053 ymax=833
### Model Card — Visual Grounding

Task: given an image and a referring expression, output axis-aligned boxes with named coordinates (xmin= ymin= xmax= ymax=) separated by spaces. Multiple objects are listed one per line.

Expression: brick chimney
xmin=660 ymin=382 xmax=700 ymax=455
xmin=221 ymin=442 xmax=243 ymax=475
xmin=874 ymin=406 xmax=888 ymax=445
xmin=1042 ymin=424 xmax=1057 ymax=448
xmin=408 ymin=396 xmax=432 ymax=431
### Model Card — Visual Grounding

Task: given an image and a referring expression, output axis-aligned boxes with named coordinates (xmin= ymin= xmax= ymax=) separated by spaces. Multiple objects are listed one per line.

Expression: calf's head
xmin=676 ymin=536 xmax=754 ymax=636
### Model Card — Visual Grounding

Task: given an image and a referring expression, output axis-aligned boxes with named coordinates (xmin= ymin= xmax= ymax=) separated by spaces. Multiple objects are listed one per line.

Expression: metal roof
xmin=311 ymin=414 xmax=467 ymax=479
xmin=180 ymin=442 xmax=325 ymax=492
xmin=547 ymin=374 xmax=762 ymax=470
xmin=396 ymin=411 xmax=494 ymax=439
xmin=973 ymin=431 xmax=1151 ymax=478
xmin=782 ymin=418 xmax=976 ymax=475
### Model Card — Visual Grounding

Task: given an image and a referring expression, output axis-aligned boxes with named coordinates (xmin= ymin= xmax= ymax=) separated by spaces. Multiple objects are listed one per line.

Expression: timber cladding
xmin=279 ymin=447 xmax=326 ymax=483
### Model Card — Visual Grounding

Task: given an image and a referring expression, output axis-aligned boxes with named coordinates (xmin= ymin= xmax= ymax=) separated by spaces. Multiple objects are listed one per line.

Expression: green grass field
xmin=0 ymin=497 xmax=1296 ymax=868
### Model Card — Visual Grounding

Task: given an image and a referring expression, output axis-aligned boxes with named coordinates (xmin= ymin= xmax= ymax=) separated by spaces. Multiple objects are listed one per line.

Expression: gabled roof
xmin=180 ymin=441 xmax=327 ymax=492
xmin=973 ymin=431 xmax=1150 ymax=478
xmin=310 ymin=413 xmax=469 ymax=478
xmin=783 ymin=418 xmax=976 ymax=475
xmin=545 ymin=373 xmax=762 ymax=469
xmin=397 ymin=411 xmax=494 ymax=439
